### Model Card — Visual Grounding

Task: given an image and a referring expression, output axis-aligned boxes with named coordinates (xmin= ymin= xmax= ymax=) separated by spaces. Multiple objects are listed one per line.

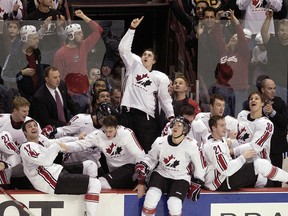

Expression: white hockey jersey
xmin=55 ymin=114 xmax=95 ymax=138
xmin=20 ymin=135 xmax=77 ymax=194
xmin=203 ymin=136 xmax=246 ymax=190
xmin=0 ymin=131 xmax=21 ymax=184
xmin=119 ymin=29 xmax=174 ymax=119
xmin=161 ymin=119 xmax=208 ymax=144
xmin=0 ymin=114 xmax=41 ymax=148
xmin=234 ymin=110 xmax=273 ymax=161
xmin=141 ymin=136 xmax=206 ymax=184
xmin=65 ymin=126 xmax=145 ymax=172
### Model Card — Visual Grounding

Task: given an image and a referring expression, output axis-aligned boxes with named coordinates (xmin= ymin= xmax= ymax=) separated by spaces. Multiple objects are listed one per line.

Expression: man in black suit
xmin=261 ymin=78 xmax=288 ymax=187
xmin=31 ymin=66 xmax=80 ymax=128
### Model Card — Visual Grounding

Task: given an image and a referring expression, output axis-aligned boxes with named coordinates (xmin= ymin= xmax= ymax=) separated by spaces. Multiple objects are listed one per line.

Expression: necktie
xmin=55 ymin=90 xmax=66 ymax=123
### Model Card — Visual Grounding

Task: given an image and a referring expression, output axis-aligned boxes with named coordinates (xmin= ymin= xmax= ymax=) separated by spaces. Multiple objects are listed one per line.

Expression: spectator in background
xmin=25 ymin=0 xmax=66 ymax=65
xmin=2 ymin=25 xmax=47 ymax=102
xmin=31 ymin=66 xmax=80 ymax=128
xmin=111 ymin=88 xmax=122 ymax=113
xmin=261 ymin=11 xmax=288 ymax=106
xmin=249 ymin=32 xmax=268 ymax=85
xmin=208 ymin=62 xmax=235 ymax=117
xmin=261 ymin=78 xmax=288 ymax=187
xmin=0 ymin=20 xmax=20 ymax=90
xmin=236 ymin=0 xmax=285 ymax=46
xmin=0 ymin=0 xmax=23 ymax=20
xmin=119 ymin=16 xmax=174 ymax=153
xmin=88 ymin=67 xmax=101 ymax=85
xmin=53 ymin=10 xmax=103 ymax=113
xmin=99 ymin=20 xmax=121 ymax=92
xmin=213 ymin=9 xmax=251 ymax=116
xmin=173 ymin=76 xmax=201 ymax=117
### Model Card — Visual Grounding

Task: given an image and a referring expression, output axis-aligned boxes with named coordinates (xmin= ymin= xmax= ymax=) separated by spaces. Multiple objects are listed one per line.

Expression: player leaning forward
xmin=20 ymin=119 xmax=101 ymax=216
xmin=134 ymin=116 xmax=207 ymax=216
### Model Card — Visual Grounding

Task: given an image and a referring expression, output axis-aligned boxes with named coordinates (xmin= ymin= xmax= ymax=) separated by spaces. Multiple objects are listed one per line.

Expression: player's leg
xmin=254 ymin=158 xmax=288 ymax=183
xmin=141 ymin=172 xmax=167 ymax=216
xmin=63 ymin=160 xmax=98 ymax=177
xmin=99 ymin=164 xmax=135 ymax=189
xmin=85 ymin=177 xmax=101 ymax=216
xmin=167 ymin=179 xmax=189 ymax=216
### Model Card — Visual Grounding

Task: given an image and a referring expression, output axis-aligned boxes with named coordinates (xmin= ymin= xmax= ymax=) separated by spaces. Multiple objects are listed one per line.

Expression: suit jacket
xmin=268 ymin=96 xmax=288 ymax=154
xmin=31 ymin=80 xmax=80 ymax=128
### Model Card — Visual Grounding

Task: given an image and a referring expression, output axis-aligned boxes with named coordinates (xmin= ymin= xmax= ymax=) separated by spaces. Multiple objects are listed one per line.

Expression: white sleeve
xmin=266 ymin=0 xmax=283 ymax=11
xmin=118 ymin=29 xmax=136 ymax=71
xmin=20 ymin=142 xmax=61 ymax=166
xmin=124 ymin=128 xmax=145 ymax=163
xmin=157 ymin=74 xmax=174 ymax=119
xmin=236 ymin=0 xmax=252 ymax=10
xmin=64 ymin=132 xmax=97 ymax=152
xmin=189 ymin=141 xmax=206 ymax=181
xmin=206 ymin=142 xmax=246 ymax=177
xmin=139 ymin=138 xmax=162 ymax=170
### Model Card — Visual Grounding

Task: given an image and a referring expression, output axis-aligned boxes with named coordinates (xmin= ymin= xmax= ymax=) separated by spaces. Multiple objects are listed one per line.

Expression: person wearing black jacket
xmin=261 ymin=78 xmax=288 ymax=187
xmin=31 ymin=66 xmax=80 ymax=128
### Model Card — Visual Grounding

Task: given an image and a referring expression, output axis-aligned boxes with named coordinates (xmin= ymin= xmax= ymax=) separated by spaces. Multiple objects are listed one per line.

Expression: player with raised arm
xmin=133 ymin=116 xmax=206 ymax=216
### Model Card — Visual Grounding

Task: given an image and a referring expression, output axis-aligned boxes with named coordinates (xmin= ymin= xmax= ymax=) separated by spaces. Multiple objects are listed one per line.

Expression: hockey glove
xmin=133 ymin=161 xmax=149 ymax=184
xmin=187 ymin=177 xmax=204 ymax=201
xmin=41 ymin=125 xmax=57 ymax=139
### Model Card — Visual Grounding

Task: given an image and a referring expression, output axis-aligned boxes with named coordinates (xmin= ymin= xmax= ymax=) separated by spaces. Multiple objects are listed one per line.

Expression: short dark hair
xmin=203 ymin=6 xmax=216 ymax=16
xmin=44 ymin=66 xmax=58 ymax=78
xmin=142 ymin=48 xmax=158 ymax=62
xmin=102 ymin=115 xmax=118 ymax=127
xmin=208 ymin=115 xmax=224 ymax=131
xmin=248 ymin=90 xmax=265 ymax=103
xmin=22 ymin=119 xmax=37 ymax=132
xmin=209 ymin=94 xmax=224 ymax=105
xmin=179 ymin=104 xmax=195 ymax=116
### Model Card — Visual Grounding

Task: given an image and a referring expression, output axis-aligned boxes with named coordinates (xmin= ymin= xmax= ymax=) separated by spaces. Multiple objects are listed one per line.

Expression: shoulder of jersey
xmin=191 ymin=119 xmax=207 ymax=133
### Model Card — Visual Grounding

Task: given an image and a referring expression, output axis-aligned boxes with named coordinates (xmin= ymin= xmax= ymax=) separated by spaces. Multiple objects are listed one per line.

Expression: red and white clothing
xmin=0 ymin=114 xmax=41 ymax=148
xmin=141 ymin=135 xmax=206 ymax=184
xmin=20 ymin=135 xmax=77 ymax=193
xmin=55 ymin=113 xmax=95 ymax=138
xmin=234 ymin=110 xmax=274 ymax=161
xmin=53 ymin=20 xmax=103 ymax=94
xmin=0 ymin=0 xmax=23 ymax=20
xmin=161 ymin=119 xmax=208 ymax=144
xmin=65 ymin=126 xmax=145 ymax=172
xmin=195 ymin=112 xmax=238 ymax=134
xmin=0 ymin=131 xmax=21 ymax=185
xmin=119 ymin=28 xmax=174 ymax=119
xmin=203 ymin=135 xmax=247 ymax=190
xmin=237 ymin=0 xmax=281 ymax=34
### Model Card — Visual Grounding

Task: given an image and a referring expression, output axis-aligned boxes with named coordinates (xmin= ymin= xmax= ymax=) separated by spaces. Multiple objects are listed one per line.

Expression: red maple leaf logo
xmin=106 ymin=143 xmax=116 ymax=154
xmin=163 ymin=154 xmax=175 ymax=164
xmin=135 ymin=74 xmax=149 ymax=81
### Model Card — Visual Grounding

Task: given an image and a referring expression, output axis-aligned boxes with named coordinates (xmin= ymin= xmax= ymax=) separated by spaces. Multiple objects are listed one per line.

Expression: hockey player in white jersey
xmin=204 ymin=115 xmax=288 ymax=191
xmin=0 ymin=96 xmax=41 ymax=147
xmin=20 ymin=119 xmax=101 ymax=216
xmin=0 ymin=96 xmax=41 ymax=188
xmin=119 ymin=16 xmax=174 ymax=153
xmin=63 ymin=115 xmax=145 ymax=189
xmin=162 ymin=104 xmax=208 ymax=144
xmin=233 ymin=91 xmax=274 ymax=161
xmin=195 ymin=94 xmax=238 ymax=146
xmin=134 ymin=116 xmax=206 ymax=216
xmin=0 ymin=131 xmax=21 ymax=189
